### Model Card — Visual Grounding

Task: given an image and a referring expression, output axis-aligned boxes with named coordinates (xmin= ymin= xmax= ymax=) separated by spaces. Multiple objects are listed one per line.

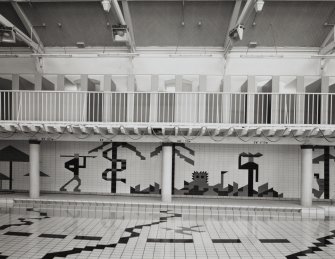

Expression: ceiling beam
xmin=11 ymin=2 xmax=44 ymax=52
xmin=224 ymin=0 xmax=242 ymax=52
xmin=122 ymin=0 xmax=136 ymax=53
xmin=320 ymin=26 xmax=335 ymax=55
xmin=0 ymin=14 xmax=42 ymax=53
xmin=0 ymin=0 xmax=334 ymax=2
xmin=224 ymin=0 xmax=256 ymax=57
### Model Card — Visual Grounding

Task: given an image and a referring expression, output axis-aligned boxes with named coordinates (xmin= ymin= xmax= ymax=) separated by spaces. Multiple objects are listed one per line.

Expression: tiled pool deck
xmin=0 ymin=193 xmax=335 ymax=258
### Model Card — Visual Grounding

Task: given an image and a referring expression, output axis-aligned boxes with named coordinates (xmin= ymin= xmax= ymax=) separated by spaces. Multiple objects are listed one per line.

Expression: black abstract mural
xmin=59 ymin=154 xmax=96 ymax=192
xmin=89 ymin=142 xmax=145 ymax=193
xmin=238 ymin=152 xmax=263 ymax=197
xmin=174 ymin=171 xmax=283 ymax=197
xmin=150 ymin=143 xmax=194 ymax=194
xmin=0 ymin=145 xmax=47 ymax=191
xmin=136 ymin=149 xmax=282 ymax=197
xmin=312 ymin=146 xmax=335 ymax=199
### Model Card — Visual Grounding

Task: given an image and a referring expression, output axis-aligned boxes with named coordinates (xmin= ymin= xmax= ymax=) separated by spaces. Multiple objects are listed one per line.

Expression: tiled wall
xmin=0 ymin=140 xmax=334 ymax=199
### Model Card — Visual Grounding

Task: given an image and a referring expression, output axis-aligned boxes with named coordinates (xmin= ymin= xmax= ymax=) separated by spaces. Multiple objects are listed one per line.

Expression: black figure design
xmin=313 ymin=146 xmax=335 ymax=199
xmin=238 ymin=152 xmax=263 ymax=197
xmin=150 ymin=143 xmax=195 ymax=194
xmin=89 ymin=142 xmax=145 ymax=193
xmin=60 ymin=154 xmax=96 ymax=192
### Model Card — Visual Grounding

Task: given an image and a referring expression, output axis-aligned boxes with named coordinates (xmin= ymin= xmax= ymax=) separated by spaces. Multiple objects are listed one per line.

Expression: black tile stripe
xmin=212 ymin=239 xmax=241 ymax=243
xmin=74 ymin=236 xmax=102 ymax=241
xmin=39 ymin=234 xmax=67 ymax=239
xmin=286 ymin=230 xmax=335 ymax=259
xmin=4 ymin=231 xmax=32 ymax=236
xmin=147 ymin=238 xmax=193 ymax=243
xmin=260 ymin=239 xmax=290 ymax=243
xmin=42 ymin=211 xmax=182 ymax=259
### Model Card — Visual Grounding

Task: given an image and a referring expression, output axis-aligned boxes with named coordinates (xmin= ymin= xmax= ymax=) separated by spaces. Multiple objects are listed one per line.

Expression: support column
xmin=29 ymin=140 xmax=41 ymax=199
xmin=301 ymin=145 xmax=313 ymax=207
xmin=161 ymin=144 xmax=173 ymax=203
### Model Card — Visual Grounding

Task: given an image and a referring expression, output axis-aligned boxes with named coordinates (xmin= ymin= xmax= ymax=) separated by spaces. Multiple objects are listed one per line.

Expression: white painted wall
xmin=0 ymin=49 xmax=334 ymax=77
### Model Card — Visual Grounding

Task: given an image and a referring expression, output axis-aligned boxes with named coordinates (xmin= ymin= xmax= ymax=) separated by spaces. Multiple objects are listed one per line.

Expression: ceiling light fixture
xmin=254 ymin=0 xmax=264 ymax=12
xmin=101 ymin=0 xmax=111 ymax=12
xmin=0 ymin=27 xmax=16 ymax=43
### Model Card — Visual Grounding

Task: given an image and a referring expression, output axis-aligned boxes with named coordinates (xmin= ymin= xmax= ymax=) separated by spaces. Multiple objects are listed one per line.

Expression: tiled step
xmin=4 ymin=198 xmax=324 ymax=220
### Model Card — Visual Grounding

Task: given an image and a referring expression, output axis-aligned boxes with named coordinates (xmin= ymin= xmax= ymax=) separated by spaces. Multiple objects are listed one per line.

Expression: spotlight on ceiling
xmin=0 ymin=27 xmax=15 ymax=43
xmin=101 ymin=0 xmax=111 ymax=12
xmin=254 ymin=0 xmax=264 ymax=12
xmin=229 ymin=24 xmax=244 ymax=41
xmin=112 ymin=24 xmax=129 ymax=42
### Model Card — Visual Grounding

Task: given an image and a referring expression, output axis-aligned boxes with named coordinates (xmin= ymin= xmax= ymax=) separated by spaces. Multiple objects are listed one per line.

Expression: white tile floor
xmin=1 ymin=209 xmax=335 ymax=258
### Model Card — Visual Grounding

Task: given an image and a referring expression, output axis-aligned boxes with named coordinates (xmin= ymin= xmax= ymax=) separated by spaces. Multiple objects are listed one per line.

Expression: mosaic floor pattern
xmin=1 ymin=210 xmax=335 ymax=258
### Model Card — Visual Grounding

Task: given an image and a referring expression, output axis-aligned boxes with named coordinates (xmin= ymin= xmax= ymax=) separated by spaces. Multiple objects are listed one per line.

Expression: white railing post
xmin=321 ymin=76 xmax=330 ymax=125
xmin=127 ymin=74 xmax=135 ymax=123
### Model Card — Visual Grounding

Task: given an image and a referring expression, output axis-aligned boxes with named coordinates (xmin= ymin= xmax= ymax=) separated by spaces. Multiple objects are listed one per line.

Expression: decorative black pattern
xmin=174 ymin=171 xmax=283 ymax=197
xmin=59 ymin=154 xmax=96 ymax=192
xmin=150 ymin=143 xmax=195 ymax=194
xmin=286 ymin=230 xmax=335 ymax=259
xmin=89 ymin=142 xmax=145 ymax=193
xmin=147 ymin=238 xmax=193 ymax=243
xmin=41 ymin=210 xmax=182 ymax=258
xmin=0 ymin=217 xmax=33 ymax=231
xmin=74 ymin=235 xmax=102 ymax=241
xmin=0 ymin=252 xmax=8 ymax=259
xmin=4 ymin=231 xmax=32 ymax=236
xmin=212 ymin=239 xmax=241 ymax=243
xmin=238 ymin=152 xmax=263 ymax=197
xmin=130 ymin=182 xmax=161 ymax=194
xmin=260 ymin=239 xmax=290 ymax=243
xmin=313 ymin=146 xmax=335 ymax=199
xmin=39 ymin=234 xmax=67 ymax=239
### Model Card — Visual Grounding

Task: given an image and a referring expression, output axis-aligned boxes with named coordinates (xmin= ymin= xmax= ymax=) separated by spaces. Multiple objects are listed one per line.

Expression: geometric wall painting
xmin=174 ymin=171 xmax=283 ymax=198
xmin=59 ymin=154 xmax=96 ymax=192
xmin=24 ymin=171 xmax=50 ymax=177
xmin=150 ymin=143 xmax=195 ymax=194
xmin=312 ymin=146 xmax=335 ymax=199
xmin=89 ymin=142 xmax=146 ymax=193
xmin=238 ymin=152 xmax=263 ymax=197
xmin=0 ymin=172 xmax=10 ymax=191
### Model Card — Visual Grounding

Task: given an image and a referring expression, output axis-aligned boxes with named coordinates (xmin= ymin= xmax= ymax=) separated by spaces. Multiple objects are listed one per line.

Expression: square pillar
xmin=162 ymin=144 xmax=173 ymax=203
xmin=29 ymin=140 xmax=41 ymax=199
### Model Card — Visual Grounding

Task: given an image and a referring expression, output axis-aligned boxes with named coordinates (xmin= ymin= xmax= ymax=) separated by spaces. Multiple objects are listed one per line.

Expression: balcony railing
xmin=0 ymin=90 xmax=334 ymax=126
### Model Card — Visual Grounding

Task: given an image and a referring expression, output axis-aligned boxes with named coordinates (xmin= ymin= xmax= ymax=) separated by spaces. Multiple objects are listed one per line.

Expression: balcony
xmin=0 ymin=91 xmax=334 ymax=138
